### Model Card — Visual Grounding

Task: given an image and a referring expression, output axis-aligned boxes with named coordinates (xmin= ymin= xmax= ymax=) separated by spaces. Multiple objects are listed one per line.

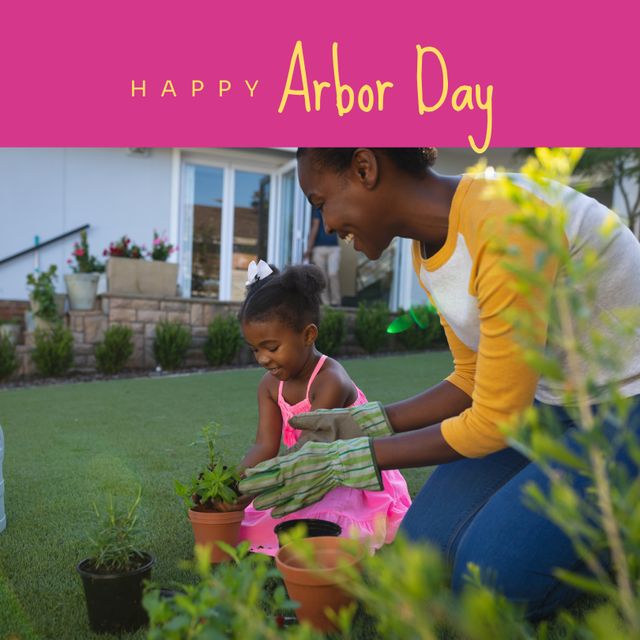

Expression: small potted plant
xmin=26 ymin=265 xmax=63 ymax=331
xmin=65 ymin=230 xmax=105 ymax=310
xmin=76 ymin=488 xmax=154 ymax=634
xmin=175 ymin=424 xmax=244 ymax=564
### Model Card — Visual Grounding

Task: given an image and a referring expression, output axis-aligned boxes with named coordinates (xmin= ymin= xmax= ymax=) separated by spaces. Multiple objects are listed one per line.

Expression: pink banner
xmin=1 ymin=0 xmax=638 ymax=148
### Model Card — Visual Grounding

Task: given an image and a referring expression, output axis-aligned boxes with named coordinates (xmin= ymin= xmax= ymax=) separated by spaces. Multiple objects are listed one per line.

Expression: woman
xmin=240 ymin=148 xmax=640 ymax=619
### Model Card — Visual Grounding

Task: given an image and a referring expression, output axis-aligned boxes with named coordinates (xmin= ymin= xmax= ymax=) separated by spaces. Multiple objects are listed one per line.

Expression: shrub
xmin=32 ymin=325 xmax=74 ymax=376
xmin=95 ymin=325 xmax=134 ymax=374
xmin=315 ymin=306 xmax=346 ymax=356
xmin=153 ymin=320 xmax=191 ymax=370
xmin=144 ymin=544 xmax=295 ymax=639
xmin=355 ymin=301 xmax=389 ymax=354
xmin=0 ymin=333 xmax=18 ymax=381
xmin=396 ymin=304 xmax=445 ymax=351
xmin=26 ymin=265 xmax=59 ymax=322
xmin=203 ymin=315 xmax=241 ymax=366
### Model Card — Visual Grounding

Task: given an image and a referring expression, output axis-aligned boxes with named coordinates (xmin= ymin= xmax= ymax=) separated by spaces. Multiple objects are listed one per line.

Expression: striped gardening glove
xmin=288 ymin=401 xmax=394 ymax=451
xmin=238 ymin=437 xmax=382 ymax=518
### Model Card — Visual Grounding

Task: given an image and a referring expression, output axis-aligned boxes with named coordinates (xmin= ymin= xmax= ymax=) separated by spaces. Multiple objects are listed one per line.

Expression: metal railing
xmin=0 ymin=224 xmax=90 ymax=267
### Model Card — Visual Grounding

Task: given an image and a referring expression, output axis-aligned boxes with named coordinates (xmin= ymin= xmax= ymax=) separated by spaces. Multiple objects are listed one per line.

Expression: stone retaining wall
xmin=12 ymin=293 xmax=399 ymax=377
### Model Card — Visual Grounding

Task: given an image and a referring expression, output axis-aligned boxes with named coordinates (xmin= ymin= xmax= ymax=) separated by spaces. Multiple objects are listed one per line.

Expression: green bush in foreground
xmin=95 ymin=325 xmax=134 ymax=374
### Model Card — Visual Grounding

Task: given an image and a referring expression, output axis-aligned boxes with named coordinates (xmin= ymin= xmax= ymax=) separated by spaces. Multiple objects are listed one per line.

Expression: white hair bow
xmin=246 ymin=259 xmax=273 ymax=286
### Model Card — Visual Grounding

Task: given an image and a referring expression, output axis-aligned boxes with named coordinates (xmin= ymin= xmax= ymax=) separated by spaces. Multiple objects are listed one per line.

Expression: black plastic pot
xmin=274 ymin=519 xmax=342 ymax=547
xmin=77 ymin=552 xmax=154 ymax=634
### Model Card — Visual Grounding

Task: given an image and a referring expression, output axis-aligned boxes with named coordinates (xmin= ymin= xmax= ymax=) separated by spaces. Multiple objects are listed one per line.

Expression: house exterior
xmin=0 ymin=147 xmax=573 ymax=312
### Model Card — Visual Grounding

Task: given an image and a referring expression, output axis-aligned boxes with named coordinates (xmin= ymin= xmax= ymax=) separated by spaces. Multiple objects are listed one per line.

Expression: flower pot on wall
xmin=64 ymin=273 xmax=100 ymax=310
xmin=107 ymin=258 xmax=178 ymax=297
xmin=188 ymin=508 xmax=245 ymax=563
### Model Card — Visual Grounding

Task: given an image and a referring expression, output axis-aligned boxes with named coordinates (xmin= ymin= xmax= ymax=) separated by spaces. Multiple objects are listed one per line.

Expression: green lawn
xmin=0 ymin=351 xmax=452 ymax=640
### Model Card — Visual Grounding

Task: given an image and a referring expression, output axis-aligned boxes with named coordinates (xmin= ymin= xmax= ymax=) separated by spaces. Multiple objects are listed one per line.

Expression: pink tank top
xmin=278 ymin=354 xmax=367 ymax=447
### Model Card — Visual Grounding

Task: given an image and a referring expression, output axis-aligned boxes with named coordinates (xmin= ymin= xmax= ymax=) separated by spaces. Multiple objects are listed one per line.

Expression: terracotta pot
xmin=77 ymin=552 xmax=154 ymax=634
xmin=188 ymin=508 xmax=245 ymax=563
xmin=276 ymin=536 xmax=363 ymax=632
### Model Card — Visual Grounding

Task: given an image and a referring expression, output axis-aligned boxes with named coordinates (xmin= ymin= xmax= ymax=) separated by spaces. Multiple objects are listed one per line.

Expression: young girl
xmin=236 ymin=260 xmax=411 ymax=556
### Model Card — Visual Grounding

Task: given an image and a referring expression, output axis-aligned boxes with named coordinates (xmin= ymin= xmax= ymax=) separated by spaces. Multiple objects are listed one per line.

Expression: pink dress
xmin=239 ymin=355 xmax=412 ymax=556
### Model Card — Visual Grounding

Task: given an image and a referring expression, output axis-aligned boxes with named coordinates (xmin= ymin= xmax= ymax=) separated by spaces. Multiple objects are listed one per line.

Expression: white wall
xmin=0 ymin=148 xmax=174 ymax=300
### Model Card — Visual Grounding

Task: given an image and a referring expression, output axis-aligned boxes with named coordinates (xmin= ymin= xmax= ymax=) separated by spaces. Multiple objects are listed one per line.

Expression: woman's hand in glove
xmin=238 ymin=437 xmax=382 ymax=518
xmin=288 ymin=401 xmax=394 ymax=451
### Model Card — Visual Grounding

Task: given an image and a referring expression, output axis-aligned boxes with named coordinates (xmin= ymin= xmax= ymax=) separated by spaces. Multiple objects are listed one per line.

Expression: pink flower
xmin=153 ymin=237 xmax=162 ymax=246
xmin=74 ymin=248 xmax=85 ymax=257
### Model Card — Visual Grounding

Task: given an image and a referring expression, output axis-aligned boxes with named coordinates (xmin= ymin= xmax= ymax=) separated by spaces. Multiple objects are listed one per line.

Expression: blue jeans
xmin=400 ymin=396 xmax=640 ymax=620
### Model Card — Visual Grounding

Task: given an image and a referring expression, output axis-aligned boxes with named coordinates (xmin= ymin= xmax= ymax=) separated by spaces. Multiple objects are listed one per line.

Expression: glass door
xmin=230 ymin=170 xmax=271 ymax=301
xmin=179 ymin=157 xmax=276 ymax=301
xmin=185 ymin=164 xmax=224 ymax=298
xmin=272 ymin=159 xmax=308 ymax=268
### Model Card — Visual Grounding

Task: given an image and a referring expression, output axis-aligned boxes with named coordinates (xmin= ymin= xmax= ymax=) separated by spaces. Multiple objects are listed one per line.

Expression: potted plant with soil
xmin=26 ymin=265 xmax=63 ymax=331
xmin=76 ymin=488 xmax=154 ymax=634
xmin=175 ymin=424 xmax=245 ymax=564
xmin=65 ymin=230 xmax=104 ymax=310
